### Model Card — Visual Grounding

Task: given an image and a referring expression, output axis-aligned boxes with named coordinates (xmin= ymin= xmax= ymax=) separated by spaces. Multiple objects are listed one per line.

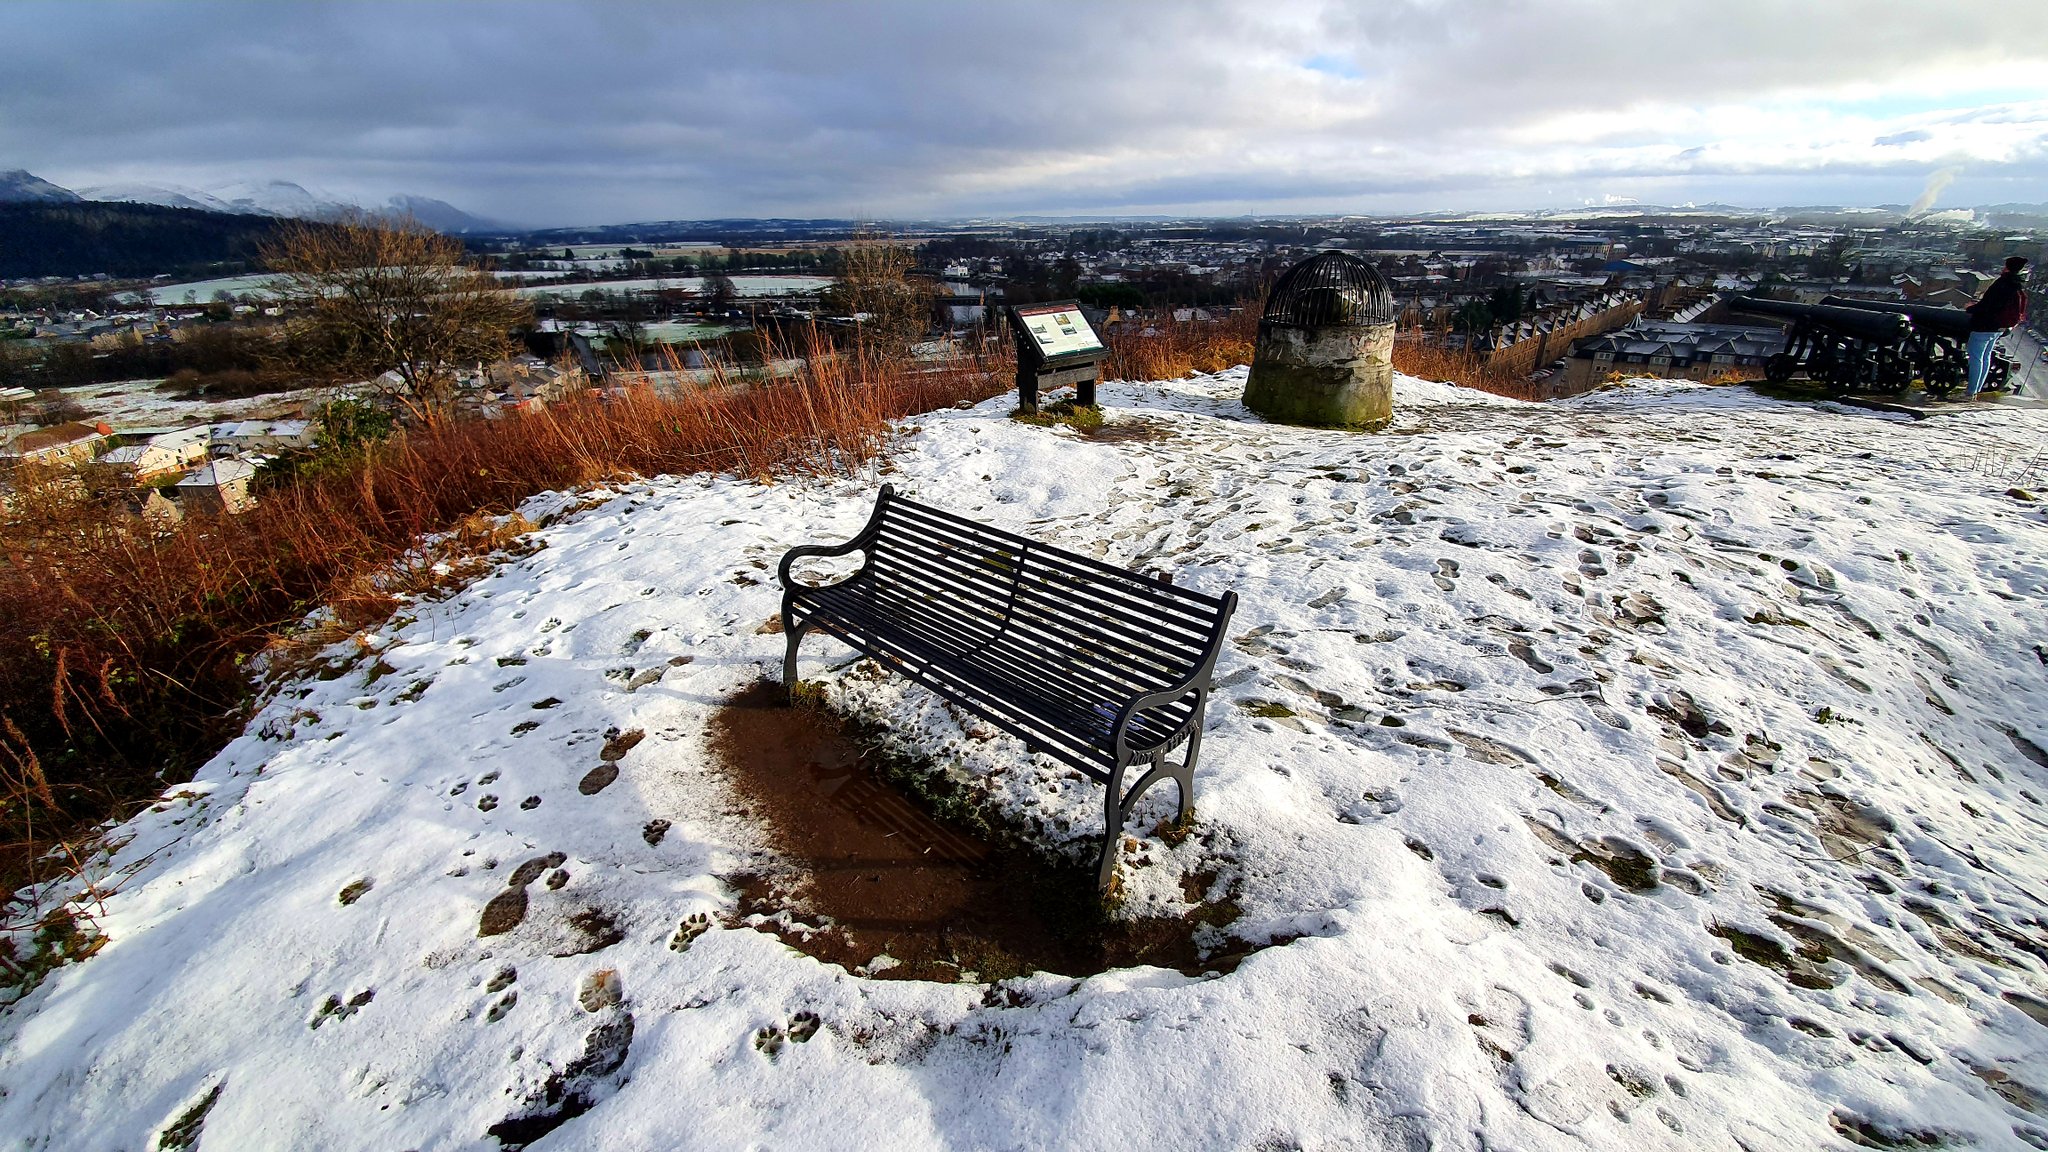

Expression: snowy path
xmin=5 ymin=371 xmax=2048 ymax=1150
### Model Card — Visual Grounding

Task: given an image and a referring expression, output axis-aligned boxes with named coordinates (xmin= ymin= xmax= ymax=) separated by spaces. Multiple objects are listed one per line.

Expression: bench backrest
xmin=865 ymin=488 xmax=1234 ymax=697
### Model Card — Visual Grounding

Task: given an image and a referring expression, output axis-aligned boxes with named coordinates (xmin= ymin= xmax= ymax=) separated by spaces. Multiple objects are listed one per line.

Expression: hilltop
xmin=2 ymin=372 xmax=2046 ymax=1149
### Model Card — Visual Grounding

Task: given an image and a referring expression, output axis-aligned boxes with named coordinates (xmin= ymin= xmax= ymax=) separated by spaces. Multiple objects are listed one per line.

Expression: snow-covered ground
xmin=54 ymin=376 xmax=339 ymax=430
xmin=6 ymin=370 xmax=2048 ymax=1150
xmin=509 ymin=274 xmax=834 ymax=300
xmin=112 ymin=274 xmax=286 ymax=305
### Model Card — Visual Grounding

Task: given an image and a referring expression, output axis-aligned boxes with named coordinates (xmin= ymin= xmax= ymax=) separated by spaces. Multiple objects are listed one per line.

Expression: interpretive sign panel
xmin=1006 ymin=299 xmax=1107 ymax=414
xmin=1011 ymin=301 xmax=1105 ymax=364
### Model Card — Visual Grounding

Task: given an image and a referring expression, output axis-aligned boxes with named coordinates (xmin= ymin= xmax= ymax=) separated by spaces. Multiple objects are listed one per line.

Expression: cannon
xmin=1728 ymin=296 xmax=1915 ymax=395
xmin=1820 ymin=296 xmax=2016 ymax=396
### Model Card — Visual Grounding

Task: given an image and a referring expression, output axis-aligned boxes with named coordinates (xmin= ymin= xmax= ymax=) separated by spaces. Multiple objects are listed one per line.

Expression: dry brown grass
xmin=1103 ymin=307 xmax=1258 ymax=382
xmin=1389 ymin=336 xmax=1552 ymax=401
xmin=1102 ymin=308 xmax=1552 ymax=402
xmin=0 ymin=327 xmax=1005 ymax=895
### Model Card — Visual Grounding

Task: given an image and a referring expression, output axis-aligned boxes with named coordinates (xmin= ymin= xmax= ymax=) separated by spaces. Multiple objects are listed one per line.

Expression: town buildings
xmin=1563 ymin=321 xmax=1787 ymax=391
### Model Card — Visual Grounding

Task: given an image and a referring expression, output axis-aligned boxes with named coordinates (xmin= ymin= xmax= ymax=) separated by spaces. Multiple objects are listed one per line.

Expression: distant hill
xmin=84 ymin=179 xmax=501 ymax=233
xmin=0 ymin=169 xmax=82 ymax=204
xmin=0 ymin=200 xmax=308 ymax=280
xmin=75 ymin=180 xmax=243 ymax=214
xmin=384 ymin=194 xmax=498 ymax=233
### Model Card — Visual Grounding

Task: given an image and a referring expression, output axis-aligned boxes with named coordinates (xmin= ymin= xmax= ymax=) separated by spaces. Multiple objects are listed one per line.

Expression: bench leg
xmin=1097 ymin=772 xmax=1128 ymax=893
xmin=1098 ymin=749 xmax=1192 ymax=893
xmin=1175 ymin=712 xmax=1205 ymax=824
xmin=781 ymin=616 xmax=811 ymax=691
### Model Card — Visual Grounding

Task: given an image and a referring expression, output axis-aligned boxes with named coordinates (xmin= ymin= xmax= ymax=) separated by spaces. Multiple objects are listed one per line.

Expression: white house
xmin=212 ymin=419 xmax=314 ymax=456
xmin=176 ymin=457 xmax=258 ymax=515
xmin=151 ymin=425 xmax=214 ymax=467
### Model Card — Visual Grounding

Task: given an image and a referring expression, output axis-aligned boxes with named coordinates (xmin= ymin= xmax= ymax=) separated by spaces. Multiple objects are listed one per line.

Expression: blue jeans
xmin=1967 ymin=330 xmax=2001 ymax=395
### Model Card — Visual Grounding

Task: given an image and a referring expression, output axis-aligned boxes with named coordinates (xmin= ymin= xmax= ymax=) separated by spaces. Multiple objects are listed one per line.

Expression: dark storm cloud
xmin=2 ymin=0 xmax=2045 ymax=225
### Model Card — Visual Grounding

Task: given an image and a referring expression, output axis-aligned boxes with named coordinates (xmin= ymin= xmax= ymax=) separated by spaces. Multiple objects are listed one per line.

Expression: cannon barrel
xmin=1819 ymin=296 xmax=1973 ymax=337
xmin=1729 ymin=296 xmax=1912 ymax=342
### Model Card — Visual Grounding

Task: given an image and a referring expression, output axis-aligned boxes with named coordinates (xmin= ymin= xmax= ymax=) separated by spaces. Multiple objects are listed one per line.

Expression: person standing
xmin=1965 ymin=256 xmax=2030 ymax=398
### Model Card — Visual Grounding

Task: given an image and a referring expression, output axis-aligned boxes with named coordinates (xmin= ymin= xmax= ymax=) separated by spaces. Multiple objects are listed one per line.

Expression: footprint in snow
xmin=670 ymin=913 xmax=710 ymax=952
xmin=486 ymin=1009 xmax=635 ymax=1149
xmin=309 ymin=988 xmax=373 ymax=1029
xmin=153 ymin=1081 xmax=225 ymax=1152
xmin=599 ymin=728 xmax=645 ymax=761
xmin=479 ymin=889 xmax=527 ymax=936
xmin=484 ymin=967 xmax=518 ymax=1023
xmin=480 ymin=853 xmax=566 ymax=936
xmin=754 ymin=1011 xmax=822 ymax=1060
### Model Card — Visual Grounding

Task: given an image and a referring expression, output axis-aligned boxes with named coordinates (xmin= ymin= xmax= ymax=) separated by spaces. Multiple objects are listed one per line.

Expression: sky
xmin=4 ymin=0 xmax=2047 ymax=228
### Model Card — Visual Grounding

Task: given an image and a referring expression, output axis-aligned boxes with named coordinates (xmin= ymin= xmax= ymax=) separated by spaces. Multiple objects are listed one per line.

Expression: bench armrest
xmin=777 ymin=483 xmax=895 ymax=591
xmin=1109 ymin=679 xmax=1205 ymax=760
xmin=1109 ymin=590 xmax=1238 ymax=761
xmin=778 ymin=539 xmax=869 ymax=589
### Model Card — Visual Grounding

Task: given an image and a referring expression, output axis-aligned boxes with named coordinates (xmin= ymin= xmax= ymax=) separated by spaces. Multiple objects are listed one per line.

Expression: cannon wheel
xmin=1875 ymin=352 xmax=1912 ymax=395
xmin=1806 ymin=343 xmax=1838 ymax=389
xmin=1989 ymin=354 xmax=2015 ymax=392
xmin=1765 ymin=353 xmax=1796 ymax=384
xmin=1923 ymin=348 xmax=1963 ymax=398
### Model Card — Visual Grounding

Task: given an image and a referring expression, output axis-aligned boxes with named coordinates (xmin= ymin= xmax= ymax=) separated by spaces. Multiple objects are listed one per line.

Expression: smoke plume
xmin=1909 ymin=166 xmax=1961 ymax=216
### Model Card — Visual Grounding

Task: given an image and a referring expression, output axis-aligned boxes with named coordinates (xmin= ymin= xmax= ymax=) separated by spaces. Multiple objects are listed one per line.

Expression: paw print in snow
xmin=309 ymin=989 xmax=373 ymax=1029
xmin=788 ymin=1011 xmax=821 ymax=1044
xmin=670 ymin=913 xmax=710 ymax=952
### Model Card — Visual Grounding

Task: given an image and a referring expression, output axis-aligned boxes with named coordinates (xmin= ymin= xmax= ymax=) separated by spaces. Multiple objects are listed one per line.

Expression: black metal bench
xmin=778 ymin=485 xmax=1238 ymax=891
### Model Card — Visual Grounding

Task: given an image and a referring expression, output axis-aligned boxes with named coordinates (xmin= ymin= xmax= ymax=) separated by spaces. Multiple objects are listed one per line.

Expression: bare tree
xmin=821 ymin=229 xmax=937 ymax=353
xmin=264 ymin=214 xmax=530 ymax=425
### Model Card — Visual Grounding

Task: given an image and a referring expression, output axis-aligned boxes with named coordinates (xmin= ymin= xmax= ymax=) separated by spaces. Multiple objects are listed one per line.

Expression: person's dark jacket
xmin=1967 ymin=271 xmax=2030 ymax=332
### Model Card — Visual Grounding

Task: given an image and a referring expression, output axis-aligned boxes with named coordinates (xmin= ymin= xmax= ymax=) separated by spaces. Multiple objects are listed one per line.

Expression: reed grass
xmin=0 ymin=327 xmax=1004 ymax=894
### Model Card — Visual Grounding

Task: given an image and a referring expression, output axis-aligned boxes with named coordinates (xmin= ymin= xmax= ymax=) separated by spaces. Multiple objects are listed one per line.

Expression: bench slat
xmin=880 ymin=506 xmax=1227 ymax=639
xmin=853 ymin=514 xmax=1221 ymax=669
xmin=884 ymin=497 xmax=1229 ymax=614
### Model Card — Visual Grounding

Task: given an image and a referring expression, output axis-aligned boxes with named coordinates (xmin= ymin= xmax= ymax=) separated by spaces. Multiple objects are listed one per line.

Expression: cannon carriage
xmin=1820 ymin=296 xmax=2016 ymax=397
xmin=1729 ymin=296 xmax=1915 ymax=395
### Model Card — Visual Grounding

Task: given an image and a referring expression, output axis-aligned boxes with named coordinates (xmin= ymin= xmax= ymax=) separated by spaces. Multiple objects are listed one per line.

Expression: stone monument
xmin=1243 ymin=251 xmax=1397 ymax=430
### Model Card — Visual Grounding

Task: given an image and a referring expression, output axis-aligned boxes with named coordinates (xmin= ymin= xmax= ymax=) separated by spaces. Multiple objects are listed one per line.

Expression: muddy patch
xmin=703 ymin=680 xmax=1268 ymax=982
xmin=1079 ymin=416 xmax=1176 ymax=444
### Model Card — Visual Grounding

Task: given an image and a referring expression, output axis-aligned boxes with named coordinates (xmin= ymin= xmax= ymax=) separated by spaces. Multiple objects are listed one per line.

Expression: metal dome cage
xmin=1260 ymin=251 xmax=1395 ymax=328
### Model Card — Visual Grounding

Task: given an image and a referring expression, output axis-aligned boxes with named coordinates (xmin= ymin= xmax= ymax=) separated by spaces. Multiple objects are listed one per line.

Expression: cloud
xmin=1 ymin=0 xmax=2045 ymax=224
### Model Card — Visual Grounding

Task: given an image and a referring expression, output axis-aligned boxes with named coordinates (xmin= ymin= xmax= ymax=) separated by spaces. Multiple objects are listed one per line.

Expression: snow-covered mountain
xmin=0 ymin=168 xmax=81 ymax=203
xmin=78 ymin=178 xmax=499 ymax=232
xmin=208 ymin=178 xmax=354 ymax=219
xmin=75 ymin=181 xmax=246 ymax=214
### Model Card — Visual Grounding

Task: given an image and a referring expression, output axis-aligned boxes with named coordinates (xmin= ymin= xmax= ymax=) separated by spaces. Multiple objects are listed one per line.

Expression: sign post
xmin=1006 ymin=301 xmax=1106 ymax=414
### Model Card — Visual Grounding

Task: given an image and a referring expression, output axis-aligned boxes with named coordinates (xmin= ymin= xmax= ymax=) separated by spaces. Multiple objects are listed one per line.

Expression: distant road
xmin=2008 ymin=327 xmax=2046 ymax=395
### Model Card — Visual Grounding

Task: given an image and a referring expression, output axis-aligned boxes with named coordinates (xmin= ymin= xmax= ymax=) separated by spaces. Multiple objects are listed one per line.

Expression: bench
xmin=778 ymin=484 xmax=1239 ymax=891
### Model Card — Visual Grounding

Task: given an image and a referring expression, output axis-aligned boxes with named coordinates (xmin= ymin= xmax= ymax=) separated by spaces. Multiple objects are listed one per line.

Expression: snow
xmin=510 ymin=275 xmax=835 ymax=300
xmin=6 ymin=370 xmax=2048 ymax=1149
xmin=112 ymin=274 xmax=285 ymax=305
xmin=53 ymin=376 xmax=338 ymax=431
